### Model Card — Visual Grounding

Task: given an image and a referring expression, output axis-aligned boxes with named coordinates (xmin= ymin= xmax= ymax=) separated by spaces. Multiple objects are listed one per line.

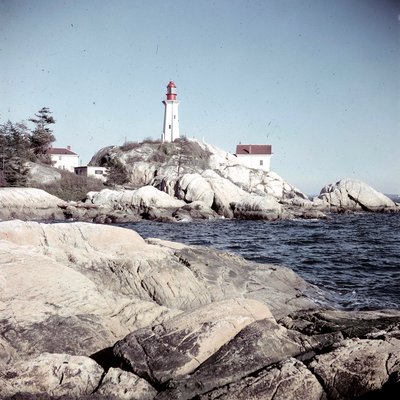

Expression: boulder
xmin=0 ymin=353 xmax=103 ymax=398
xmin=219 ymin=166 xmax=310 ymax=203
xmin=232 ymin=194 xmax=283 ymax=220
xmin=26 ymin=161 xmax=62 ymax=185
xmin=86 ymin=186 xmax=185 ymax=211
xmin=201 ymin=170 xmax=248 ymax=217
xmin=127 ymin=161 xmax=158 ymax=187
xmin=113 ymin=298 xmax=273 ymax=386
xmin=157 ymin=318 xmax=340 ymax=399
xmin=196 ymin=358 xmax=325 ymax=400
xmin=314 ymin=178 xmax=397 ymax=212
xmin=97 ymin=368 xmax=157 ymax=399
xmin=172 ymin=201 xmax=218 ymax=221
xmin=82 ymin=185 xmax=190 ymax=221
xmin=0 ymin=187 xmax=66 ymax=221
xmin=176 ymin=173 xmax=215 ymax=207
xmin=309 ymin=338 xmax=400 ymax=398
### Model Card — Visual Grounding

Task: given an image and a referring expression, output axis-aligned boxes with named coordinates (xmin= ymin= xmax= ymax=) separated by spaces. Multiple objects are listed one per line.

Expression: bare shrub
xmin=142 ymin=137 xmax=161 ymax=144
xmin=120 ymin=141 xmax=140 ymax=151
xmin=32 ymin=170 xmax=106 ymax=201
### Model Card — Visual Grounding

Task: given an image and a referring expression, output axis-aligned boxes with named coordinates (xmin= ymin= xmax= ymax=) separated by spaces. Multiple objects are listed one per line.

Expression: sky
xmin=0 ymin=0 xmax=399 ymax=194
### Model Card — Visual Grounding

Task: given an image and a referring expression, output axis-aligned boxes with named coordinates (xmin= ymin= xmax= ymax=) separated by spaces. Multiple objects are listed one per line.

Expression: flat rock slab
xmin=157 ymin=318 xmax=340 ymax=399
xmin=280 ymin=309 xmax=400 ymax=339
xmin=0 ymin=187 xmax=66 ymax=221
xmin=169 ymin=245 xmax=324 ymax=319
xmin=113 ymin=298 xmax=273 ymax=386
xmin=0 ymin=353 xmax=103 ymax=398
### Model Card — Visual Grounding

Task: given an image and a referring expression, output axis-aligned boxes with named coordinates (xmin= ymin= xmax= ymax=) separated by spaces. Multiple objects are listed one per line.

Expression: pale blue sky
xmin=1 ymin=0 xmax=399 ymax=194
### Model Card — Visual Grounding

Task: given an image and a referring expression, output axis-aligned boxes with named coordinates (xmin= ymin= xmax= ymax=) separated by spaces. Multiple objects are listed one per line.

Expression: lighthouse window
xmin=174 ymin=115 xmax=176 ymax=119
xmin=169 ymin=124 xmax=171 ymax=129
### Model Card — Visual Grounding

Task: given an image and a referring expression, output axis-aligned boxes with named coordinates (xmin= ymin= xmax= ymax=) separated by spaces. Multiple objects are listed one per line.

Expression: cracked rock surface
xmin=1 ymin=221 xmax=399 ymax=399
xmin=113 ymin=298 xmax=273 ymax=386
xmin=309 ymin=338 xmax=400 ymax=399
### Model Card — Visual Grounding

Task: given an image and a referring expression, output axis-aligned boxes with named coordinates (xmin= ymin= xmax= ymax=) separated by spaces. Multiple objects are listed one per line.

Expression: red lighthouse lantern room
xmin=166 ymin=81 xmax=177 ymax=100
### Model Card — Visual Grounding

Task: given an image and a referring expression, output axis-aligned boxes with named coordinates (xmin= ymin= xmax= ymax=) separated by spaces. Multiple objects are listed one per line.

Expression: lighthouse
xmin=161 ymin=81 xmax=180 ymax=142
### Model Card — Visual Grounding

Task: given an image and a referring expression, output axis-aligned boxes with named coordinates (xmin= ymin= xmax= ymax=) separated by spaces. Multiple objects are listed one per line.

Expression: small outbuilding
xmin=235 ymin=144 xmax=272 ymax=172
xmin=74 ymin=166 xmax=107 ymax=182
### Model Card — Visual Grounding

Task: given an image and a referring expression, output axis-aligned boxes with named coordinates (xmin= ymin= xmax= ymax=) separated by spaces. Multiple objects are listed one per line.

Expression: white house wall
xmin=235 ymin=154 xmax=271 ymax=172
xmin=51 ymin=154 xmax=79 ymax=173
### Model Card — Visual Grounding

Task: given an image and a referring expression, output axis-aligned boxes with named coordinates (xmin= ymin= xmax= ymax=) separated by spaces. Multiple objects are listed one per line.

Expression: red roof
xmin=47 ymin=147 xmax=78 ymax=156
xmin=235 ymin=144 xmax=272 ymax=155
xmin=167 ymin=81 xmax=176 ymax=88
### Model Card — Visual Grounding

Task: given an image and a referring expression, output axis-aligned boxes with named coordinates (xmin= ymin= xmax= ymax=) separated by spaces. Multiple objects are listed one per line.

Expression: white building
xmin=75 ymin=166 xmax=107 ymax=182
xmin=161 ymin=81 xmax=180 ymax=142
xmin=48 ymin=146 xmax=79 ymax=173
xmin=235 ymin=144 xmax=272 ymax=172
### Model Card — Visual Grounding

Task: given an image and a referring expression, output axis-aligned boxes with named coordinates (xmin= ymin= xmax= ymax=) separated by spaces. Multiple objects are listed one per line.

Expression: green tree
xmin=29 ymin=107 xmax=55 ymax=162
xmin=106 ymin=158 xmax=129 ymax=187
xmin=0 ymin=121 xmax=30 ymax=186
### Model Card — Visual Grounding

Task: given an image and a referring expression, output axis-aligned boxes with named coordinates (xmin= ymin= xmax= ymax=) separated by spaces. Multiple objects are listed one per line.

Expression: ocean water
xmin=121 ymin=213 xmax=400 ymax=311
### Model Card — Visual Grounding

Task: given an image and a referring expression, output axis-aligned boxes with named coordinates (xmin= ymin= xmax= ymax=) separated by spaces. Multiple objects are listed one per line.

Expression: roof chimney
xmin=67 ymin=145 xmax=71 ymax=150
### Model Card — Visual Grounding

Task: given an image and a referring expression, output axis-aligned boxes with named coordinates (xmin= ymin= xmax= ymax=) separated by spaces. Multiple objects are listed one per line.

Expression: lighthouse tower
xmin=161 ymin=81 xmax=180 ymax=142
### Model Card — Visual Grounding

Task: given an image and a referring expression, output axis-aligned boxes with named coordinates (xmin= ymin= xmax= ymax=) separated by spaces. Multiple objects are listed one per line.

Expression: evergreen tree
xmin=106 ymin=158 xmax=129 ymax=187
xmin=29 ymin=107 xmax=55 ymax=162
xmin=0 ymin=121 xmax=30 ymax=186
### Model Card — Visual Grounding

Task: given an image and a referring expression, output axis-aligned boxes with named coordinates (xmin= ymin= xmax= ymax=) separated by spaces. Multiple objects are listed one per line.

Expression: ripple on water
xmin=121 ymin=213 xmax=400 ymax=310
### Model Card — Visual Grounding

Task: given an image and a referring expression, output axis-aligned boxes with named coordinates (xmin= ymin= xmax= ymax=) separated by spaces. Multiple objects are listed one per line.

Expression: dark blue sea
xmin=121 ymin=213 xmax=400 ymax=311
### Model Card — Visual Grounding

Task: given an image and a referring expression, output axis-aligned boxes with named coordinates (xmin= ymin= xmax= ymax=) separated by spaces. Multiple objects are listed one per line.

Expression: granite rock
xmin=97 ymin=367 xmax=157 ymax=399
xmin=309 ymin=338 xmax=400 ymax=399
xmin=197 ymin=358 xmax=325 ymax=400
xmin=0 ymin=353 xmax=103 ymax=398
xmin=157 ymin=318 xmax=340 ymax=399
xmin=113 ymin=299 xmax=273 ymax=386
xmin=314 ymin=178 xmax=398 ymax=212
xmin=0 ymin=187 xmax=66 ymax=221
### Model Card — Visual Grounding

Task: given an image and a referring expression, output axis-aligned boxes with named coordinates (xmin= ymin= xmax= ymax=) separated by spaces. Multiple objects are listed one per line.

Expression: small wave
xmin=125 ymin=213 xmax=400 ymax=310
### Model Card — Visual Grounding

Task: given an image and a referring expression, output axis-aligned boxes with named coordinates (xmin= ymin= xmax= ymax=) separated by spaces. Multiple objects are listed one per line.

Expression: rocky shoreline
xmin=2 ymin=139 xmax=398 ymax=224
xmin=0 ymin=220 xmax=399 ymax=399
xmin=0 ymin=177 xmax=398 ymax=225
xmin=1 ymin=140 xmax=399 ymax=398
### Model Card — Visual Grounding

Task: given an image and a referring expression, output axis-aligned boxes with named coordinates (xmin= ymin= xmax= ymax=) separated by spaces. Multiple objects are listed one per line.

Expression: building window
xmin=95 ymin=170 xmax=103 ymax=175
xmin=59 ymin=156 xmax=62 ymax=160
xmin=174 ymin=115 xmax=176 ymax=119
xmin=260 ymin=160 xmax=263 ymax=166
